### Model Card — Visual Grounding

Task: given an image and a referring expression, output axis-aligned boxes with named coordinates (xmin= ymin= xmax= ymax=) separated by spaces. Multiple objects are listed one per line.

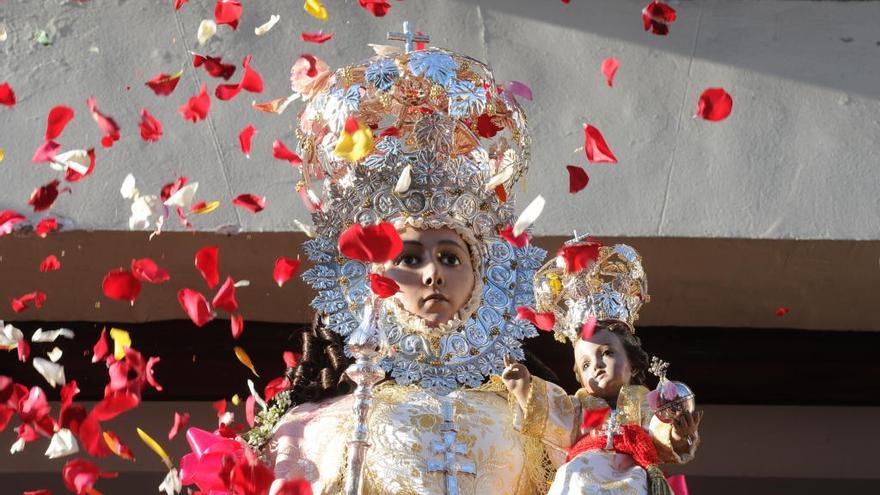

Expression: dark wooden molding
xmin=2 ymin=320 xmax=878 ymax=406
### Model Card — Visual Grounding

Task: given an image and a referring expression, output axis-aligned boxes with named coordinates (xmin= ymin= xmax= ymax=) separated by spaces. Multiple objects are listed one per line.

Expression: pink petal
xmin=506 ymin=80 xmax=533 ymax=101
xmin=583 ymin=124 xmax=618 ymax=164
xmin=177 ymin=288 xmax=214 ymax=327
xmin=601 ymin=57 xmax=620 ymax=87
xmin=168 ymin=411 xmax=190 ymax=440
xmin=239 ymin=124 xmax=256 ymax=158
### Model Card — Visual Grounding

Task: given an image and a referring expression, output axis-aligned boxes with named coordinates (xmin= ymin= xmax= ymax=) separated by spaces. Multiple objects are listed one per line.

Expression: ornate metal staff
xmin=344 ymin=300 xmax=388 ymax=495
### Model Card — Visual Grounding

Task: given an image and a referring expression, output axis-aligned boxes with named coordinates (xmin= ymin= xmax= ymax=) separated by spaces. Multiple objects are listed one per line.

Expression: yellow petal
xmin=233 ymin=346 xmax=259 ymax=377
xmin=303 ymin=0 xmax=328 ymax=21
xmin=191 ymin=200 xmax=220 ymax=214
xmin=136 ymin=427 xmax=171 ymax=469
xmin=334 ymin=121 xmax=374 ymax=163
xmin=0 ymin=148 xmax=5 ymax=162
xmin=231 ymin=393 xmax=241 ymax=406
xmin=109 ymin=328 xmax=131 ymax=360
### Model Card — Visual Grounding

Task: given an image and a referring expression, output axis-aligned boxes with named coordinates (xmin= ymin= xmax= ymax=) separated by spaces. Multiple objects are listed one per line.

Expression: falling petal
xmin=136 ymin=427 xmax=172 ymax=467
xmin=304 ymin=0 xmax=328 ymax=21
xmin=231 ymin=313 xmax=244 ymax=339
xmin=211 ymin=276 xmax=239 ymax=313
xmin=168 ymin=412 xmax=190 ymax=440
xmin=512 ymin=195 xmax=545 ymax=237
xmin=102 ymin=269 xmax=142 ymax=303
xmin=86 ymin=96 xmax=121 ymax=148
xmin=368 ymin=273 xmax=399 ymax=298
xmin=31 ymin=327 xmax=74 ymax=342
xmin=178 ymin=84 xmax=211 ymax=122
xmin=505 ymin=80 xmax=533 ymax=101
xmin=194 ymin=245 xmax=220 ymax=288
xmin=273 ymin=257 xmax=301 ymax=287
xmin=92 ymin=328 xmax=109 ymax=363
xmin=47 ymin=347 xmax=63 ymax=362
xmin=45 ymin=428 xmax=78 ymax=459
xmin=601 ymin=57 xmax=620 ymax=87
xmin=232 ymin=193 xmax=266 ymax=213
xmin=33 ymin=357 xmax=66 ymax=388
xmin=334 ymin=116 xmax=374 ymax=162
xmin=39 ymin=254 xmax=61 ymax=272
xmin=301 ymin=31 xmax=333 ymax=44
xmin=109 ymin=328 xmax=131 ymax=360
xmin=239 ymin=124 xmax=256 ymax=158
xmin=695 ymin=87 xmax=733 ymax=122
xmin=145 ymin=71 xmax=183 ymax=96
xmin=234 ymin=346 xmax=259 ymax=376
xmin=583 ymin=124 xmax=618 ymax=164
xmin=178 ymin=288 xmax=214 ymax=327
xmin=393 ymin=164 xmax=412 ymax=194
xmin=45 ymin=106 xmax=75 ymax=140
xmin=580 ymin=316 xmax=598 ymax=340
xmin=254 ymin=14 xmax=280 ymax=36
xmin=515 ymin=306 xmax=555 ymax=332
xmin=566 ymin=165 xmax=590 ymax=193
xmin=215 ymin=0 xmax=243 ymax=30
xmin=103 ymin=431 xmax=136 ymax=461
xmin=337 ymin=222 xmax=403 ymax=263
xmin=499 ymin=224 xmax=528 ymax=248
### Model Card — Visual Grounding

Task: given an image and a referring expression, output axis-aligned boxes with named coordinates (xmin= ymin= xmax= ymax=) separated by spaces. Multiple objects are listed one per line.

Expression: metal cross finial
xmin=427 ymin=397 xmax=476 ymax=495
xmin=387 ymin=21 xmax=430 ymax=53
xmin=599 ymin=410 xmax=625 ymax=450
xmin=565 ymin=230 xmax=592 ymax=245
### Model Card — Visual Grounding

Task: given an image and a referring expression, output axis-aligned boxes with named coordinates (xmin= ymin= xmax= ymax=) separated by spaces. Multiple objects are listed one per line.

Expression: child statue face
xmin=574 ymin=328 xmax=633 ymax=401
xmin=382 ymin=226 xmax=476 ymax=328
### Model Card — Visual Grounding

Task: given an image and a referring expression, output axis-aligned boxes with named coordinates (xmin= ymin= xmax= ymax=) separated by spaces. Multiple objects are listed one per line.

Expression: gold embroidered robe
xmin=269 ymin=381 xmax=544 ymax=495
xmin=515 ymin=378 xmax=697 ymax=495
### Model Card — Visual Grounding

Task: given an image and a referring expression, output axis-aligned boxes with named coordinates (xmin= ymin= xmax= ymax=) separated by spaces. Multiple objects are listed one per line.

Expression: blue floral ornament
xmin=446 ymin=78 xmax=487 ymax=118
xmin=407 ymin=50 xmax=458 ymax=87
xmin=365 ymin=58 xmax=401 ymax=92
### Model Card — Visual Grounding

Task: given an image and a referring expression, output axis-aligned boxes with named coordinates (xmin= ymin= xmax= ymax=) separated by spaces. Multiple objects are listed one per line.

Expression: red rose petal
xmin=774 ymin=307 xmax=790 ymax=317
xmin=344 ymin=115 xmax=359 ymax=134
xmin=11 ymin=291 xmax=47 ymax=313
xmin=212 ymin=276 xmax=239 ymax=313
xmin=174 ymin=0 xmax=189 ymax=9
xmin=34 ymin=218 xmax=58 ymax=237
xmin=146 ymin=356 xmax=163 ymax=391
xmin=338 ymin=222 xmax=403 ymax=263
xmin=1 ymin=210 xmax=27 ymax=235
xmin=92 ymin=328 xmax=109 ymax=363
xmin=272 ymin=139 xmax=303 ymax=166
xmin=62 ymin=459 xmax=117 ymax=495
xmin=28 ymin=180 xmax=66 ymax=212
xmin=102 ymin=269 xmax=142 ymax=303
xmin=476 ymin=113 xmax=502 ymax=138
xmin=178 ymin=83 xmax=211 ymax=122
xmin=515 ymin=306 xmax=556 ymax=332
xmin=499 ymin=224 xmax=529 ymax=248
xmin=145 ymin=71 xmax=182 ymax=96
xmin=239 ymin=124 xmax=256 ymax=158
xmin=601 ymin=57 xmax=620 ymax=87
xmin=273 ymin=479 xmax=314 ymax=495
xmin=31 ymin=140 xmax=61 ymax=164
xmin=131 ymin=258 xmax=171 ymax=284
xmin=582 ymin=407 xmax=610 ymax=429
xmin=695 ymin=87 xmax=733 ymax=122
xmin=194 ymin=246 xmax=220 ymax=288
xmin=39 ymin=254 xmax=61 ymax=272
xmin=168 ymin=411 xmax=190 ymax=440
xmin=231 ymin=313 xmax=244 ymax=339
xmin=212 ymin=399 xmax=227 ymax=417
xmin=0 ymin=82 xmax=15 ymax=106
xmin=300 ymin=54 xmax=319 ymax=78
xmin=642 ymin=0 xmax=677 ymax=36
xmin=86 ymin=96 xmax=121 ymax=148
xmin=232 ymin=193 xmax=266 ymax=213
xmin=138 ymin=108 xmax=163 ymax=142
xmin=177 ymin=288 xmax=214 ymax=327
xmin=368 ymin=273 xmax=399 ymax=298
xmin=558 ymin=241 xmax=603 ymax=274
xmin=301 ymin=31 xmax=334 ymax=44
xmin=215 ymin=0 xmax=243 ymax=30
xmin=64 ymin=148 xmax=96 ymax=182
xmin=566 ymin=165 xmax=590 ymax=193
xmin=580 ymin=315 xmax=598 ymax=340
xmin=45 ymin=106 xmax=75 ymax=140
xmin=273 ymin=257 xmax=301 ymax=287
xmin=358 ymin=0 xmax=392 ymax=17
xmin=192 ymin=54 xmax=236 ymax=80
xmin=17 ymin=339 xmax=30 ymax=362
xmin=583 ymin=124 xmax=617 ymax=164
xmin=283 ymin=351 xmax=302 ymax=368
xmin=666 ymin=474 xmax=689 ymax=495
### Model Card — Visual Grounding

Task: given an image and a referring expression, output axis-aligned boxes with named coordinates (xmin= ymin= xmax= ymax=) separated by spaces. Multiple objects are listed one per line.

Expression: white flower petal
xmin=31 ymin=327 xmax=75 ymax=343
xmin=163 ymin=182 xmax=199 ymax=208
xmin=393 ymin=164 xmax=412 ymax=194
xmin=219 ymin=411 xmax=234 ymax=426
xmin=254 ymin=14 xmax=280 ymax=36
xmin=512 ymin=195 xmax=545 ymax=237
xmin=47 ymin=347 xmax=63 ymax=363
xmin=484 ymin=165 xmax=515 ymax=191
xmin=197 ymin=19 xmax=217 ymax=46
xmin=293 ymin=219 xmax=315 ymax=238
xmin=0 ymin=323 xmax=24 ymax=347
xmin=247 ymin=379 xmax=267 ymax=410
xmin=33 ymin=357 xmax=66 ymax=388
xmin=54 ymin=149 xmax=90 ymax=175
xmin=10 ymin=438 xmax=25 ymax=455
xmin=45 ymin=428 xmax=78 ymax=459
xmin=120 ymin=174 xmax=138 ymax=200
xmin=159 ymin=468 xmax=182 ymax=495
xmin=233 ymin=280 xmax=250 ymax=288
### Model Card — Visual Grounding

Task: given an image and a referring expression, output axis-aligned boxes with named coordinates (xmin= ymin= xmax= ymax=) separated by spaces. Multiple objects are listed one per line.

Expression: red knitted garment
xmin=566 ymin=423 xmax=660 ymax=469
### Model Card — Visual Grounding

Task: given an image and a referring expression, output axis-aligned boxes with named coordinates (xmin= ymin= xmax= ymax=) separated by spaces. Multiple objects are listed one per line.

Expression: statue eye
xmin=438 ymin=252 xmax=461 ymax=266
xmin=396 ymin=254 xmax=422 ymax=267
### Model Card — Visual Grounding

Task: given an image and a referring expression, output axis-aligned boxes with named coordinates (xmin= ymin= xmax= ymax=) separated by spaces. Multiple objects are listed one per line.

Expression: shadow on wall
xmin=457 ymin=0 xmax=880 ymax=100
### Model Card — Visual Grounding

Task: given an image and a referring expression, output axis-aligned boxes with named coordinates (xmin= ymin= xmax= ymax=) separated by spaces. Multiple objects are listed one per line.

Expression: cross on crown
xmin=387 ymin=21 xmax=430 ymax=52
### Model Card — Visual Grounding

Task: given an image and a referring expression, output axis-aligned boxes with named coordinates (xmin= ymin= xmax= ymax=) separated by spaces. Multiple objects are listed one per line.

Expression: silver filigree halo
xmin=295 ymin=24 xmax=542 ymax=393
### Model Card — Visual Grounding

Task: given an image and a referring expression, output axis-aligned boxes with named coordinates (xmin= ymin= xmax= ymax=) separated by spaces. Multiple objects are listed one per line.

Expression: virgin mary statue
xmin=255 ymin=25 xmax=551 ymax=495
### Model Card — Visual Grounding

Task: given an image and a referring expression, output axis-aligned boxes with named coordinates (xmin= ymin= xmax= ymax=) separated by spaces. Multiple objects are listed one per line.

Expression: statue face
xmin=574 ymin=328 xmax=633 ymax=400
xmin=383 ymin=226 xmax=475 ymax=328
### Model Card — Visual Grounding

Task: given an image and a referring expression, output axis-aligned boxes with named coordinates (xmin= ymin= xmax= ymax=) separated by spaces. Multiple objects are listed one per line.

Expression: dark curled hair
xmin=284 ymin=313 xmax=353 ymax=407
xmin=576 ymin=320 xmax=650 ymax=387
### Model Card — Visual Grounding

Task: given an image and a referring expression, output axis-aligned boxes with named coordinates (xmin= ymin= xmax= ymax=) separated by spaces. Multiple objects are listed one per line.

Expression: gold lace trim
xmin=520 ymin=377 xmax=549 ymax=439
